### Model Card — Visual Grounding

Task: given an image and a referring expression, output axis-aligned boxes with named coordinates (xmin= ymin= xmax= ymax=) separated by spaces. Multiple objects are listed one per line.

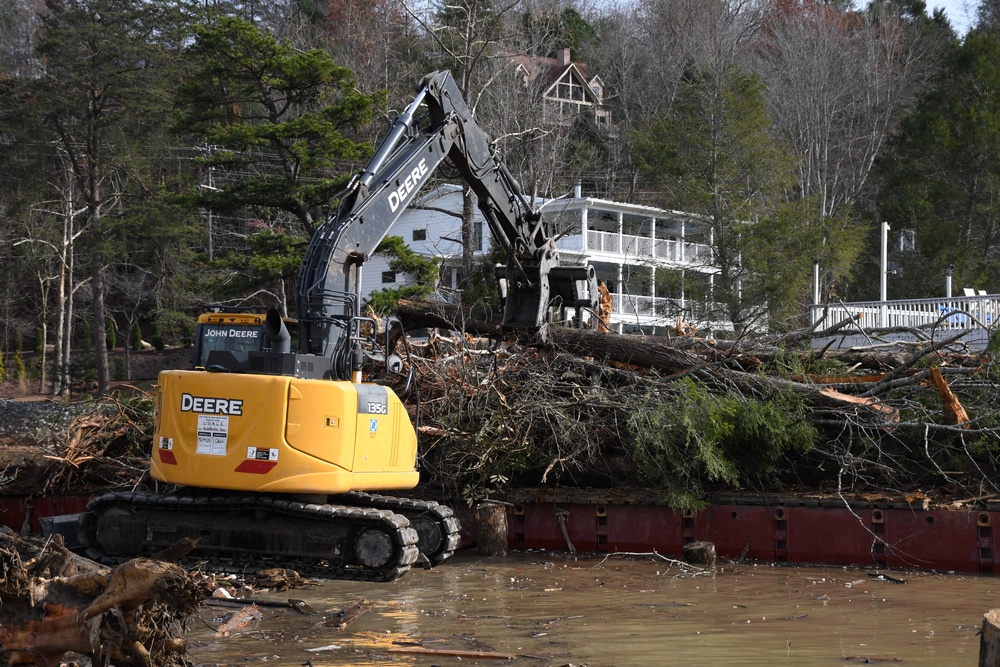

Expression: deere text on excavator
xmin=80 ymin=70 xmax=598 ymax=581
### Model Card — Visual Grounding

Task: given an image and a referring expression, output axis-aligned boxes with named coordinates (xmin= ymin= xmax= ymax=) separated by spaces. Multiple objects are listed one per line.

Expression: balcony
xmin=583 ymin=230 xmax=713 ymax=265
xmin=600 ymin=292 xmax=730 ymax=333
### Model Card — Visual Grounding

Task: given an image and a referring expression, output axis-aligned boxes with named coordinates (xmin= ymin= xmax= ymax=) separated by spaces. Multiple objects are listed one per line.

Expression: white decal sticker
xmin=196 ymin=414 xmax=228 ymax=455
xmin=247 ymin=447 xmax=278 ymax=461
xmin=159 ymin=436 xmax=173 ymax=450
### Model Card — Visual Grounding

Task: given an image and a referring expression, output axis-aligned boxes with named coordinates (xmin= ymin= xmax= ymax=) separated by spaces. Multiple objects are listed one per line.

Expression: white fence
xmin=809 ymin=294 xmax=1000 ymax=331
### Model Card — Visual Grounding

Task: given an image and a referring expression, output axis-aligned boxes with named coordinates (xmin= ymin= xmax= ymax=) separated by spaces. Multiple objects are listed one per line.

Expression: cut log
xmin=397 ymin=297 xmax=716 ymax=375
xmin=475 ymin=501 xmax=508 ymax=556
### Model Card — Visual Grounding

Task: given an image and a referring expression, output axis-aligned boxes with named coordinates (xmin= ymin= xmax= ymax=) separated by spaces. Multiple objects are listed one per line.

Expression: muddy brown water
xmin=187 ymin=551 xmax=994 ymax=666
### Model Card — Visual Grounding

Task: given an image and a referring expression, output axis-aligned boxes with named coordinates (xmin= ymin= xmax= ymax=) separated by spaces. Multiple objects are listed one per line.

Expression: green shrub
xmin=130 ymin=324 xmax=143 ymax=351
xmin=153 ymin=311 xmax=196 ymax=349
xmin=106 ymin=317 xmax=117 ymax=350
xmin=12 ymin=332 xmax=27 ymax=382
xmin=78 ymin=321 xmax=94 ymax=347
xmin=628 ymin=379 xmax=739 ymax=509
xmin=151 ymin=322 xmax=165 ymax=351
xmin=627 ymin=378 xmax=817 ymax=509
xmin=112 ymin=356 xmax=126 ymax=381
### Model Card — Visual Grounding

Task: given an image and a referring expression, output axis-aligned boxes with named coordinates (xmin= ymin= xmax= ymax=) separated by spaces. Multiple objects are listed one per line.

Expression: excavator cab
xmin=191 ymin=308 xmax=299 ymax=369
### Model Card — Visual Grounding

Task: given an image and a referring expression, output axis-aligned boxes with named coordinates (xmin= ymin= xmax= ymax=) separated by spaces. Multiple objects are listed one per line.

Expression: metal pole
xmin=813 ymin=260 xmax=820 ymax=325
xmin=207 ymin=168 xmax=214 ymax=262
xmin=880 ymin=222 xmax=889 ymax=327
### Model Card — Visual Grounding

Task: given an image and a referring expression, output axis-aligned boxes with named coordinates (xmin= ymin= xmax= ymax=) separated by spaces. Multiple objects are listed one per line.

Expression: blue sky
xmin=928 ymin=0 xmax=975 ymax=34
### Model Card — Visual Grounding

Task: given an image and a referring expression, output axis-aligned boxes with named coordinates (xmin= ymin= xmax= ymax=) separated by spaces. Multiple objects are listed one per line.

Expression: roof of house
xmin=511 ymin=48 xmax=603 ymax=103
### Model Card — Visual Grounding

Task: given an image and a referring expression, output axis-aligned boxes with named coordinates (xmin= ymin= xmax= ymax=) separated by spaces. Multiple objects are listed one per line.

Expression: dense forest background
xmin=1 ymin=0 xmax=998 ymax=396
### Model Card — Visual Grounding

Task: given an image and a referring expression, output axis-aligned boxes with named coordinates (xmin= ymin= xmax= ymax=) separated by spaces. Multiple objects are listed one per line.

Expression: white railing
xmin=585 ymin=230 xmax=712 ymax=265
xmin=613 ymin=294 xmax=728 ymax=323
xmin=810 ymin=295 xmax=1000 ymax=330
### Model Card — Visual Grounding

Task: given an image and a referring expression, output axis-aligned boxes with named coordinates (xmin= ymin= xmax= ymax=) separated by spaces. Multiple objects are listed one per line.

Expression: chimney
xmin=558 ymin=47 xmax=571 ymax=67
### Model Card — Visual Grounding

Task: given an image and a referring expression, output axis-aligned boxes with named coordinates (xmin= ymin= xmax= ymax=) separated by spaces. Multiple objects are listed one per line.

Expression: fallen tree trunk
xmin=0 ymin=528 xmax=206 ymax=666
xmin=396 ymin=298 xmax=896 ymax=426
xmin=399 ymin=298 xmax=712 ymax=375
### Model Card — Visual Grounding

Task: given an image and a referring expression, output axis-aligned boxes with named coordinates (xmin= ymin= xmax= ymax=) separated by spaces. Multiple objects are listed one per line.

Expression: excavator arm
xmin=297 ymin=70 xmax=597 ymax=379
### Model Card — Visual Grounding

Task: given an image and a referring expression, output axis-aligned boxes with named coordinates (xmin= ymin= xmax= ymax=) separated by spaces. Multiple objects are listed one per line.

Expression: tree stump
xmin=980 ymin=609 xmax=1000 ymax=666
xmin=474 ymin=501 xmax=508 ymax=556
xmin=683 ymin=540 xmax=717 ymax=566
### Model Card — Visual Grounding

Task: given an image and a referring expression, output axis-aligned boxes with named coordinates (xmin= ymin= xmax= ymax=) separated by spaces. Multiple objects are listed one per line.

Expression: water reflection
xmin=189 ymin=551 xmax=992 ymax=666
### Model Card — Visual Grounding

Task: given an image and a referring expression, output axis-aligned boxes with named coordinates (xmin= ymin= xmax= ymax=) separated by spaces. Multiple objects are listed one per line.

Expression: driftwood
xmin=387 ymin=645 xmax=517 ymax=660
xmin=324 ymin=597 xmax=375 ymax=629
xmin=0 ymin=527 xmax=206 ymax=666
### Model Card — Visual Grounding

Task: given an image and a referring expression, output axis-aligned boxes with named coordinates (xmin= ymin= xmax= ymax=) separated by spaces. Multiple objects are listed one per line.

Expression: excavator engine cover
xmin=150 ymin=369 xmax=419 ymax=494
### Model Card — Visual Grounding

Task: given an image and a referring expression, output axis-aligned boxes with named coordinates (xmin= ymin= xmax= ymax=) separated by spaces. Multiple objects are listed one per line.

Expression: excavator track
xmin=334 ymin=491 xmax=462 ymax=565
xmin=79 ymin=491 xmax=419 ymax=582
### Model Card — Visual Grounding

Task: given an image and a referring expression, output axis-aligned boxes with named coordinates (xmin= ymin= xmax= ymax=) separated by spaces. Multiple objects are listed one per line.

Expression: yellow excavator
xmin=80 ymin=71 xmax=598 ymax=581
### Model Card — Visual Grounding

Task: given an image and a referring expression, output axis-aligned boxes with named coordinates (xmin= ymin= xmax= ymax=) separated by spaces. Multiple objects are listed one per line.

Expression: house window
xmin=899 ymin=229 xmax=916 ymax=252
xmin=382 ymin=271 xmax=396 ymax=283
xmin=413 ymin=228 xmax=427 ymax=241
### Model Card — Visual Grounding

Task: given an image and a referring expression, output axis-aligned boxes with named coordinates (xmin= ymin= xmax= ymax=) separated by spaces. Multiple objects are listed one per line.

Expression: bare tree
xmin=752 ymin=4 xmax=938 ymax=220
xmin=0 ymin=0 xmax=42 ymax=79
xmin=401 ymin=0 xmax=527 ymax=289
xmin=593 ymin=0 xmax=768 ymax=203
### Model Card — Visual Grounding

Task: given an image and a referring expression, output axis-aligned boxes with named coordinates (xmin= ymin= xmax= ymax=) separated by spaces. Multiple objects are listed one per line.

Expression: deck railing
xmin=585 ymin=229 xmax=713 ymax=265
xmin=809 ymin=294 xmax=1000 ymax=330
xmin=613 ymin=293 xmax=728 ymax=322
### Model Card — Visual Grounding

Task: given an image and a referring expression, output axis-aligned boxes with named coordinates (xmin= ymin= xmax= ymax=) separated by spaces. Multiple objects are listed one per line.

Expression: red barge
xmin=3 ymin=489 xmax=994 ymax=574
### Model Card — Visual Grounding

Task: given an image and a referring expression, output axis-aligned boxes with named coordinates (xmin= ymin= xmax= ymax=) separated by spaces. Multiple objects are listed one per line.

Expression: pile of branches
xmin=396 ymin=298 xmax=1000 ymax=509
xmin=0 ymin=528 xmax=206 ymax=666
xmin=0 ymin=392 xmax=154 ymax=495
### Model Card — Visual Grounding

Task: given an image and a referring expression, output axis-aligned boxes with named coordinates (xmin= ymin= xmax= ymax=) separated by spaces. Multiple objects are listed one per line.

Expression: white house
xmin=363 ymin=184 xmax=729 ymax=335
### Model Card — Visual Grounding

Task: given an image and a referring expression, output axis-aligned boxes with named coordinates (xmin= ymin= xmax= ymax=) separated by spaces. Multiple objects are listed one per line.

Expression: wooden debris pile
xmin=0 ymin=392 xmax=154 ymax=495
xmin=395 ymin=298 xmax=1000 ymax=508
xmin=0 ymin=527 xmax=207 ymax=666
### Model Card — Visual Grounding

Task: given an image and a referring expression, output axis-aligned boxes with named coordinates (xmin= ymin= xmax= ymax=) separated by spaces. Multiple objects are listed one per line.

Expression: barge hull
xmin=4 ymin=494 xmax=995 ymax=574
